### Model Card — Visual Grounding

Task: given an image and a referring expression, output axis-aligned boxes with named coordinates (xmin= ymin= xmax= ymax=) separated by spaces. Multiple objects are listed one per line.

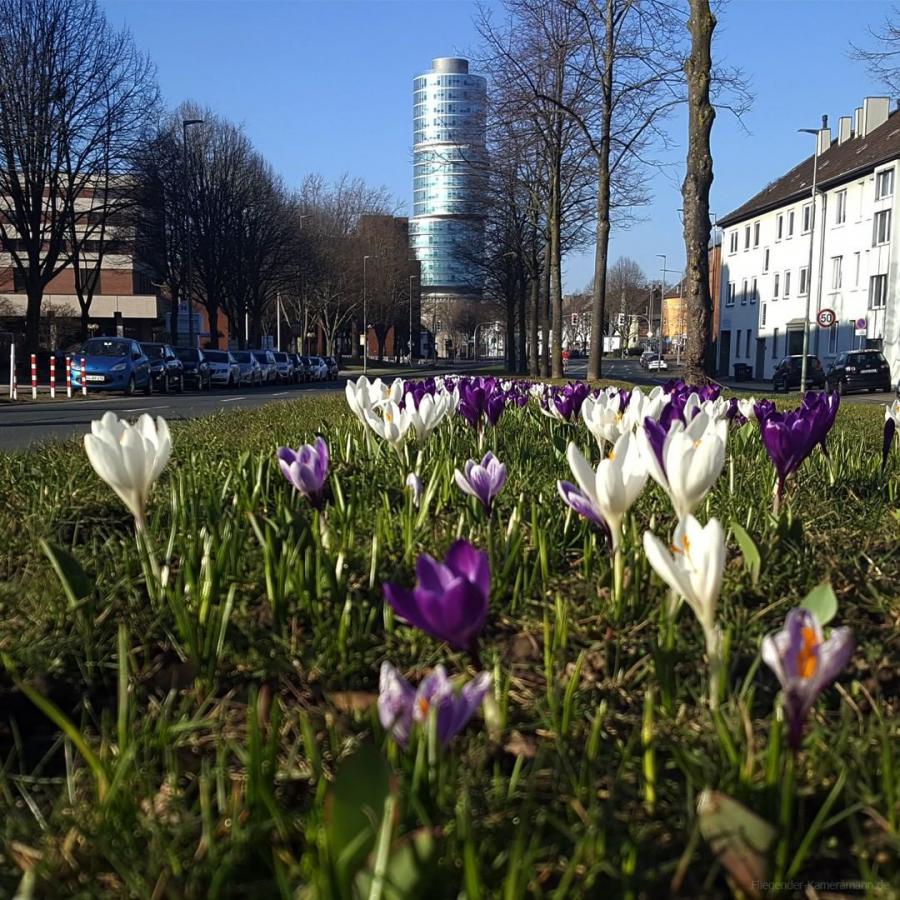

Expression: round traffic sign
xmin=816 ymin=308 xmax=836 ymax=328
xmin=855 ymin=317 xmax=867 ymax=330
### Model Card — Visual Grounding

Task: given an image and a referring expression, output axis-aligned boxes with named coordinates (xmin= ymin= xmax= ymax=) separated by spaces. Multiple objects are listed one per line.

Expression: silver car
xmin=201 ymin=349 xmax=240 ymax=388
xmin=252 ymin=350 xmax=277 ymax=384
xmin=231 ymin=350 xmax=264 ymax=385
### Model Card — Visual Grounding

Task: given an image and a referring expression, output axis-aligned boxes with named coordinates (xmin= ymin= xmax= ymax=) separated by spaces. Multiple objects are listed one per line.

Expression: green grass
xmin=0 ymin=389 xmax=898 ymax=898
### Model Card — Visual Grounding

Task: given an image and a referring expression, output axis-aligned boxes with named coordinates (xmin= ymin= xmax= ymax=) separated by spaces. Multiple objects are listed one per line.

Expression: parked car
xmin=203 ymin=349 xmax=240 ymax=388
xmin=251 ymin=350 xmax=277 ymax=384
xmin=324 ymin=356 xmax=340 ymax=380
xmin=640 ymin=349 xmax=661 ymax=369
xmin=304 ymin=355 xmax=328 ymax=381
xmin=175 ymin=347 xmax=212 ymax=391
xmin=271 ymin=351 xmax=294 ymax=383
xmin=71 ymin=337 xmax=152 ymax=395
xmin=647 ymin=357 xmax=668 ymax=372
xmin=771 ymin=355 xmax=826 ymax=392
xmin=288 ymin=352 xmax=309 ymax=383
xmin=231 ymin=350 xmax=263 ymax=386
xmin=141 ymin=342 xmax=184 ymax=393
xmin=826 ymin=349 xmax=892 ymax=394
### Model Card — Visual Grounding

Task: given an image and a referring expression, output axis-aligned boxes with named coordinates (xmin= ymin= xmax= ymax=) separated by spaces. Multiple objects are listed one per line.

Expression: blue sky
xmin=104 ymin=0 xmax=893 ymax=291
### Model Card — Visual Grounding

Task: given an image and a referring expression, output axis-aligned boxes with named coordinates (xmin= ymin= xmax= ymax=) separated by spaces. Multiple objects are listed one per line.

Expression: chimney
xmin=863 ymin=96 xmax=890 ymax=136
xmin=817 ymin=114 xmax=831 ymax=154
xmin=838 ymin=116 xmax=852 ymax=144
xmin=855 ymin=106 xmax=864 ymax=137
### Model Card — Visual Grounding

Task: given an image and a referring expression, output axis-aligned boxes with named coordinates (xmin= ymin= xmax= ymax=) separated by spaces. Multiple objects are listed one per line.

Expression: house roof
xmin=718 ymin=109 xmax=900 ymax=228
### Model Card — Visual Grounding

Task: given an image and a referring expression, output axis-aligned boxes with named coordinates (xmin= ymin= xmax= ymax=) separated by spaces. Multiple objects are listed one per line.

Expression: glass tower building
xmin=410 ymin=58 xmax=487 ymax=302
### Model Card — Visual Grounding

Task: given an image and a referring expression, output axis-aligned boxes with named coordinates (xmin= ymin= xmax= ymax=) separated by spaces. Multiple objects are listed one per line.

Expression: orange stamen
xmin=797 ymin=626 xmax=819 ymax=678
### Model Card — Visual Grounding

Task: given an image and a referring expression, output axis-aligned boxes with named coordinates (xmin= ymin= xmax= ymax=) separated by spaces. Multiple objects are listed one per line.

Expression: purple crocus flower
xmin=556 ymin=480 xmax=613 ymax=542
xmin=378 ymin=662 xmax=492 ymax=748
xmin=277 ymin=437 xmax=329 ymax=509
xmin=758 ymin=411 xmax=819 ymax=509
xmin=383 ymin=539 xmax=490 ymax=657
xmin=454 ymin=451 xmax=507 ymax=514
xmin=761 ymin=608 xmax=854 ymax=751
xmin=802 ymin=390 xmax=840 ymax=455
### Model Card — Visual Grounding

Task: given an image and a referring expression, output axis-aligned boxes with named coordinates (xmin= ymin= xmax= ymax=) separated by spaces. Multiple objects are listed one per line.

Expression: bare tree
xmin=851 ymin=6 xmax=900 ymax=93
xmin=681 ymin=0 xmax=715 ymax=383
xmin=0 ymin=0 xmax=159 ymax=350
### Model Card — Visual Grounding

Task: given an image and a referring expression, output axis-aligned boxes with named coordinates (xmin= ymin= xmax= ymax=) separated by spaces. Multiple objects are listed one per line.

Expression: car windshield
xmin=175 ymin=349 xmax=199 ymax=362
xmin=232 ymin=351 xmax=251 ymax=362
xmin=204 ymin=351 xmax=228 ymax=363
xmin=82 ymin=339 xmax=129 ymax=357
xmin=251 ymin=352 xmax=267 ymax=361
xmin=849 ymin=351 xmax=886 ymax=366
xmin=141 ymin=344 xmax=166 ymax=359
xmin=273 ymin=352 xmax=287 ymax=362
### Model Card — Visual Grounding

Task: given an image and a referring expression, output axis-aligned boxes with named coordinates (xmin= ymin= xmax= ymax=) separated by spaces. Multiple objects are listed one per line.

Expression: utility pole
xmin=799 ymin=118 xmax=825 ymax=392
xmin=276 ymin=292 xmax=281 ymax=350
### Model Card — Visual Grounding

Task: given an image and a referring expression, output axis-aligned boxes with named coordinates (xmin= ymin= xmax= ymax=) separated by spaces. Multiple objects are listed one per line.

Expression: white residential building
xmin=717 ymin=96 xmax=900 ymax=384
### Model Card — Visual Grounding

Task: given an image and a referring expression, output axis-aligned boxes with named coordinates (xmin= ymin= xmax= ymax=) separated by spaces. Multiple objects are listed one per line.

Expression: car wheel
xmin=124 ymin=375 xmax=136 ymax=396
xmin=177 ymin=375 xmax=184 ymax=393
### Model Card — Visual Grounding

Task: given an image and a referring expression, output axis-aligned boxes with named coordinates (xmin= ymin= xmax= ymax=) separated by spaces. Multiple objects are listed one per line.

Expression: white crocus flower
xmin=581 ymin=392 xmax=627 ymax=450
xmin=364 ymin=400 xmax=413 ymax=447
xmin=373 ymin=378 xmax=404 ymax=408
xmin=886 ymin=398 xmax=900 ymax=426
xmin=565 ymin=433 xmax=647 ymax=549
xmin=345 ymin=376 xmax=380 ymax=425
xmin=643 ymin=515 xmax=726 ymax=706
xmin=83 ymin=411 xmax=171 ymax=530
xmin=737 ymin=397 xmax=758 ymax=421
xmin=639 ymin=411 xmax=728 ymax=522
xmin=406 ymin=391 xmax=451 ymax=443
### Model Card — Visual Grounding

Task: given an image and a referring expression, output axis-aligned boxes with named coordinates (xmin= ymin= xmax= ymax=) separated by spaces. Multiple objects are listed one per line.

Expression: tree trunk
xmin=517 ymin=276 xmax=528 ymax=374
xmin=506 ymin=282 xmax=517 ymax=373
xmin=540 ymin=240 xmax=550 ymax=377
xmin=25 ymin=285 xmax=42 ymax=352
xmin=550 ymin=159 xmax=564 ymax=379
xmin=681 ymin=0 xmax=716 ymax=384
xmin=588 ymin=155 xmax=611 ymax=382
xmin=207 ymin=300 xmax=221 ymax=349
xmin=529 ymin=274 xmax=539 ymax=376
xmin=80 ymin=305 xmax=90 ymax=342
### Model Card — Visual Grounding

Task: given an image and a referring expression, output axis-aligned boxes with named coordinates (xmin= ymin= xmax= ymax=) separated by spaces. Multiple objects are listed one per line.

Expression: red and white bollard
xmin=49 ymin=355 xmax=56 ymax=399
xmin=66 ymin=356 xmax=72 ymax=399
xmin=30 ymin=353 xmax=37 ymax=400
xmin=81 ymin=356 xmax=87 ymax=396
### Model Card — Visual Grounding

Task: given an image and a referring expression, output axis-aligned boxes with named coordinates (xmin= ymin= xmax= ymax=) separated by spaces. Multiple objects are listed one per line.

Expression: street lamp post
xmin=409 ymin=274 xmax=416 ymax=363
xmin=363 ymin=255 xmax=370 ymax=375
xmin=182 ymin=118 xmax=204 ymax=348
xmin=799 ymin=119 xmax=825 ymax=392
xmin=656 ymin=254 xmax=667 ymax=368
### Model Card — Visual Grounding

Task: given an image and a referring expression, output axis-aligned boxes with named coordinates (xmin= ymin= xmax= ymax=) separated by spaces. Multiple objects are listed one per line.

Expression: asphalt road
xmin=0 ymin=380 xmax=348 ymax=452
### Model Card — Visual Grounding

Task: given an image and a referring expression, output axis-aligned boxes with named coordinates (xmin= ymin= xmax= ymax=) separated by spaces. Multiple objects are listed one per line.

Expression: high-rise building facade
xmin=410 ymin=57 xmax=486 ymax=317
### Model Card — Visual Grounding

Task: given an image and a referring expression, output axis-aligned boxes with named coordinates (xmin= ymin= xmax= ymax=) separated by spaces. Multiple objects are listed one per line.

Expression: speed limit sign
xmin=816 ymin=308 xmax=836 ymax=328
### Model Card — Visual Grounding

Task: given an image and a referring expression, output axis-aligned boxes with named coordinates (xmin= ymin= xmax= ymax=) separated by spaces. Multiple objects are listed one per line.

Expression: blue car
xmin=70 ymin=337 xmax=153 ymax=395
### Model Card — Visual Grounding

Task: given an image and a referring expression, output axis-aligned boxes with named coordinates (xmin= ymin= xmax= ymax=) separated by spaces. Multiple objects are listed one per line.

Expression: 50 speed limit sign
xmin=816 ymin=308 xmax=836 ymax=328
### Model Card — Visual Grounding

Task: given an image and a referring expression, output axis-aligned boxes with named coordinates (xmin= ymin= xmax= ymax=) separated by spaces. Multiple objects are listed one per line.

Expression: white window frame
xmin=744 ymin=225 xmax=751 ymax=250
xmin=787 ymin=209 xmax=795 ymax=237
xmin=773 ymin=272 xmax=780 ymax=299
xmin=876 ymin=168 xmax=895 ymax=200
xmin=763 ymin=248 xmax=770 ymax=273
xmin=751 ymin=277 xmax=758 ymax=304
xmin=802 ymin=202 xmax=813 ymax=234
xmin=873 ymin=209 xmax=891 ymax=245
xmin=729 ymin=230 xmax=738 ymax=254
xmin=741 ymin=278 xmax=748 ymax=305
xmin=726 ymin=281 xmax=735 ymax=307
xmin=799 ymin=266 xmax=809 ymax=295
xmin=854 ymin=252 xmax=861 ymax=287
xmin=869 ymin=273 xmax=887 ymax=309
xmin=784 ymin=270 xmax=791 ymax=298
xmin=776 ymin=214 xmax=784 ymax=241
xmin=831 ymin=256 xmax=842 ymax=290
xmin=753 ymin=221 xmax=760 ymax=248
xmin=835 ymin=190 xmax=847 ymax=225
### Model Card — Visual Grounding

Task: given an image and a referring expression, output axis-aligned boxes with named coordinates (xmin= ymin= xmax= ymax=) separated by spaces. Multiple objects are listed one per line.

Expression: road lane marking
xmin=220 ymin=396 xmax=247 ymax=402
xmin=123 ymin=405 xmax=170 ymax=413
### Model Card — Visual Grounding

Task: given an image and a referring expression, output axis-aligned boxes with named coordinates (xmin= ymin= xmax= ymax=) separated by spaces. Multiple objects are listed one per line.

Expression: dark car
xmin=141 ymin=342 xmax=184 ymax=393
xmin=288 ymin=352 xmax=308 ymax=383
xmin=826 ymin=349 xmax=892 ymax=394
xmin=324 ymin=356 xmax=339 ymax=380
xmin=772 ymin=355 xmax=826 ymax=392
xmin=70 ymin=337 xmax=152 ymax=395
xmin=175 ymin=347 xmax=212 ymax=391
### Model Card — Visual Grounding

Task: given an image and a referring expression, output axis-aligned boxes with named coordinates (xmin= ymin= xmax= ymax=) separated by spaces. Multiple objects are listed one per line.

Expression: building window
xmin=776 ymin=214 xmax=784 ymax=240
xmin=869 ymin=273 xmax=887 ymax=308
xmin=876 ymin=168 xmax=894 ymax=200
xmin=729 ymin=230 xmax=738 ymax=254
xmin=772 ymin=328 xmax=779 ymax=358
xmin=753 ymin=222 xmax=760 ymax=247
xmin=751 ymin=277 xmax=758 ymax=303
xmin=802 ymin=202 xmax=813 ymax=233
xmin=787 ymin=209 xmax=795 ymax=237
xmin=736 ymin=329 xmax=742 ymax=356
xmin=828 ymin=324 xmax=838 ymax=354
xmin=773 ymin=272 xmax=780 ymax=299
xmin=745 ymin=329 xmax=751 ymax=358
xmin=13 ymin=267 xmax=27 ymax=292
xmin=835 ymin=190 xmax=847 ymax=225
xmin=784 ymin=271 xmax=791 ymax=298
xmin=762 ymin=303 xmax=767 ymax=326
xmin=873 ymin=209 xmax=891 ymax=245
xmin=763 ymin=248 xmax=770 ymax=273
xmin=831 ymin=256 xmax=842 ymax=290
xmin=854 ymin=252 xmax=861 ymax=287
xmin=726 ymin=281 xmax=735 ymax=306
xmin=799 ymin=266 xmax=809 ymax=295
xmin=741 ymin=278 xmax=748 ymax=304
xmin=744 ymin=225 xmax=750 ymax=250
